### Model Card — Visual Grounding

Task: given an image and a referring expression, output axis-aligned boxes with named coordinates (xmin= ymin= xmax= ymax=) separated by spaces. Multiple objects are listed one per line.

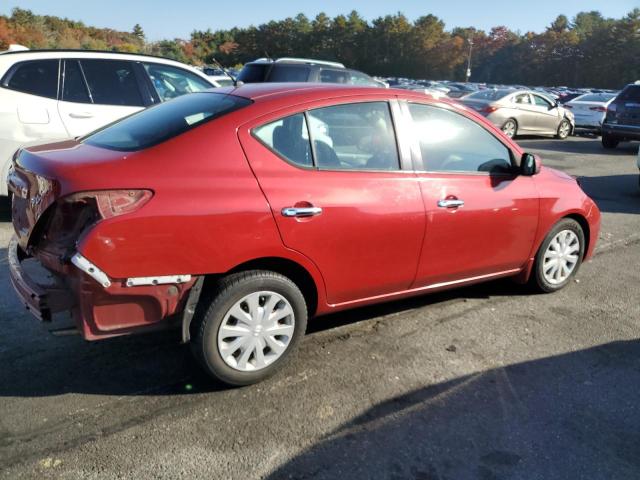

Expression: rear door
xmin=403 ymin=101 xmax=539 ymax=287
xmin=57 ymin=59 xmax=146 ymax=137
xmin=239 ymin=98 xmax=425 ymax=305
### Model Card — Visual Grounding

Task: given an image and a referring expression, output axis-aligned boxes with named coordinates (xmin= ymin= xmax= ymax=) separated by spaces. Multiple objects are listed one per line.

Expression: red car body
xmin=8 ymin=84 xmax=601 ymax=341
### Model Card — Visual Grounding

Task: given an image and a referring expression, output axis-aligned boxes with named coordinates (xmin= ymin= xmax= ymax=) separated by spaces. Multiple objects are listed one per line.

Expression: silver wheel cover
xmin=217 ymin=291 xmax=295 ymax=372
xmin=542 ymin=230 xmax=580 ymax=285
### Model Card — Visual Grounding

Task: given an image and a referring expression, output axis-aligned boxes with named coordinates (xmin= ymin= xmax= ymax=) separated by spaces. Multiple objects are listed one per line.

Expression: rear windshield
xmin=268 ymin=65 xmax=311 ymax=82
xmin=83 ymin=92 xmax=251 ymax=151
xmin=575 ymin=93 xmax=616 ymax=102
xmin=618 ymin=85 xmax=640 ymax=102
xmin=466 ymin=89 xmax=512 ymax=101
xmin=238 ymin=64 xmax=270 ymax=83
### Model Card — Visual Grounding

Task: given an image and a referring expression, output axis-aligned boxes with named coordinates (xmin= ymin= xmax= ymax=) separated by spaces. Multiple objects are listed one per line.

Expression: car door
xmin=57 ymin=59 xmax=147 ymax=137
xmin=510 ymin=92 xmax=540 ymax=133
xmin=239 ymin=98 xmax=425 ymax=305
xmin=0 ymin=58 xmax=68 ymax=195
xmin=530 ymin=93 xmax=560 ymax=134
xmin=403 ymin=101 xmax=539 ymax=287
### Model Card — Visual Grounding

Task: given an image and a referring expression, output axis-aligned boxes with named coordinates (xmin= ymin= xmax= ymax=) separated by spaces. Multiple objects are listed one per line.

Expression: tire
xmin=555 ymin=119 xmax=571 ymax=139
xmin=501 ymin=119 xmax=517 ymax=139
xmin=532 ymin=218 xmax=585 ymax=293
xmin=602 ymin=134 xmax=619 ymax=149
xmin=191 ymin=270 xmax=308 ymax=386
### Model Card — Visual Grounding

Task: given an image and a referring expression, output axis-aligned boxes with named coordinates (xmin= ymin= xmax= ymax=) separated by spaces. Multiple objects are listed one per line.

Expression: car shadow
xmin=577 ymin=174 xmax=640 ymax=215
xmin=267 ymin=339 xmax=640 ymax=480
xmin=0 ymin=265 xmax=529 ymax=398
xmin=518 ymin=136 xmax=638 ymax=156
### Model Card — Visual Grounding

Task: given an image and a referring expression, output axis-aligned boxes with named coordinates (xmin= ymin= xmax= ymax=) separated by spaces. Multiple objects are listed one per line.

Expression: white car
xmin=0 ymin=49 xmax=220 ymax=196
xmin=565 ymin=92 xmax=617 ymax=134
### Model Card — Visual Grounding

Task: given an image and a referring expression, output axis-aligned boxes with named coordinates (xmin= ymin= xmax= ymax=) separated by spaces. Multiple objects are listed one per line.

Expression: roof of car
xmin=217 ymin=82 xmax=398 ymax=100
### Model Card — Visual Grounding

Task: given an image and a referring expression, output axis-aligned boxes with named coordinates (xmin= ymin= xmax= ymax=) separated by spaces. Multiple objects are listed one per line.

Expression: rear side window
xmin=143 ymin=63 xmax=212 ymax=102
xmin=268 ymin=65 xmax=310 ymax=82
xmin=83 ymin=92 xmax=251 ymax=151
xmin=238 ymin=64 xmax=269 ymax=83
xmin=254 ymin=102 xmax=399 ymax=171
xmin=62 ymin=60 xmax=91 ymax=103
xmin=618 ymin=86 xmax=640 ymax=102
xmin=320 ymin=69 xmax=348 ymax=84
xmin=80 ymin=59 xmax=143 ymax=106
xmin=254 ymin=113 xmax=313 ymax=167
xmin=2 ymin=60 xmax=59 ymax=99
xmin=408 ymin=103 xmax=513 ymax=174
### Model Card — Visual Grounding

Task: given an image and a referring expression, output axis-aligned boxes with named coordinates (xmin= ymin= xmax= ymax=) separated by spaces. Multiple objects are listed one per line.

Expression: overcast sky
xmin=2 ymin=0 xmax=637 ymax=41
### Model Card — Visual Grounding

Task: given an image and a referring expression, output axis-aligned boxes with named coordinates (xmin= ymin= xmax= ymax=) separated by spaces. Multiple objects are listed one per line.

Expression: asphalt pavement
xmin=0 ymin=136 xmax=639 ymax=479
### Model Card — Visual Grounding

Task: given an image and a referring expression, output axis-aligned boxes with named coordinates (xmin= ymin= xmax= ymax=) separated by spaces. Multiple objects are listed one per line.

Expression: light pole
xmin=465 ymin=38 xmax=473 ymax=82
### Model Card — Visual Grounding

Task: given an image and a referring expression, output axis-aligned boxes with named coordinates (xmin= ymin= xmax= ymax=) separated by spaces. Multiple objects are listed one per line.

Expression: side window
xmin=253 ymin=113 xmax=313 ymax=167
xmin=268 ymin=65 xmax=310 ymax=82
xmin=3 ymin=60 xmax=59 ymax=99
xmin=513 ymin=93 xmax=532 ymax=105
xmin=408 ymin=103 xmax=513 ymax=174
xmin=143 ymin=63 xmax=212 ymax=102
xmin=307 ymin=102 xmax=399 ymax=170
xmin=62 ymin=60 xmax=91 ymax=103
xmin=319 ymin=69 xmax=348 ymax=84
xmin=80 ymin=59 xmax=143 ymax=106
xmin=533 ymin=95 xmax=552 ymax=108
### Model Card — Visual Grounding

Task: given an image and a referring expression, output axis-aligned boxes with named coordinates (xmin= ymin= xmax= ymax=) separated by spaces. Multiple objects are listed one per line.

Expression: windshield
xmin=83 ymin=92 xmax=251 ymax=151
xmin=466 ymin=89 xmax=512 ymax=101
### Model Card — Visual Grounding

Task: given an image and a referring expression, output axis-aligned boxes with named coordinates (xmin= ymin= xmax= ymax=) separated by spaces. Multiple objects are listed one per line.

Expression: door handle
xmin=281 ymin=207 xmax=323 ymax=217
xmin=437 ymin=199 xmax=464 ymax=208
xmin=69 ymin=112 xmax=94 ymax=119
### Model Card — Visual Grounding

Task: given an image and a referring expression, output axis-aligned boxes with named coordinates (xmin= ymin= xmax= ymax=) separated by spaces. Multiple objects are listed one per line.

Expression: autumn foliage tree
xmin=1 ymin=6 xmax=639 ymax=88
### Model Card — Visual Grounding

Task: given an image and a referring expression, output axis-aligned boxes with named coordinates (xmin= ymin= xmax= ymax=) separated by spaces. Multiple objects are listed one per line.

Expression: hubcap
xmin=502 ymin=121 xmax=516 ymax=138
xmin=217 ymin=291 xmax=295 ymax=372
xmin=542 ymin=230 xmax=580 ymax=285
xmin=559 ymin=121 xmax=570 ymax=138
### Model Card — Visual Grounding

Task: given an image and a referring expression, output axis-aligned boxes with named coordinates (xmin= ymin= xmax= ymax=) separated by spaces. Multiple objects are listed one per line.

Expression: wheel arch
xmin=183 ymin=256 xmax=322 ymax=343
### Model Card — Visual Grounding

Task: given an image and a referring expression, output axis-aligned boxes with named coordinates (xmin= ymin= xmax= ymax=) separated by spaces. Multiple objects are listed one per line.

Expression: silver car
xmin=461 ymin=89 xmax=575 ymax=139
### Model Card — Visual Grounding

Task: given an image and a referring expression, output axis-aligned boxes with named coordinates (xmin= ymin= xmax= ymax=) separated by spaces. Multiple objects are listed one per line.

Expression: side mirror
xmin=521 ymin=153 xmax=541 ymax=176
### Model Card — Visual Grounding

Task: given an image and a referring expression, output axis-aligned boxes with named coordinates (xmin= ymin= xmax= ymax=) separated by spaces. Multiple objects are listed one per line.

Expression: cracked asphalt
xmin=1 ymin=136 xmax=639 ymax=479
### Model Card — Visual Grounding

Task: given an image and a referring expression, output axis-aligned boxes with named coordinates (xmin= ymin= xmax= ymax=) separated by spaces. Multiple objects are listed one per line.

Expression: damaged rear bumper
xmin=8 ymin=236 xmax=75 ymax=321
xmin=8 ymin=235 xmax=196 ymax=340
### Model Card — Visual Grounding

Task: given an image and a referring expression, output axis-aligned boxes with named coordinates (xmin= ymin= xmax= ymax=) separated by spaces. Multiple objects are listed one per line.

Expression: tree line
xmin=1 ymin=7 xmax=638 ymax=88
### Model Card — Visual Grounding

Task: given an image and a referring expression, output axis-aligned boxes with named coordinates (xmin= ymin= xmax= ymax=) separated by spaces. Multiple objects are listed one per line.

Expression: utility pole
xmin=465 ymin=38 xmax=473 ymax=82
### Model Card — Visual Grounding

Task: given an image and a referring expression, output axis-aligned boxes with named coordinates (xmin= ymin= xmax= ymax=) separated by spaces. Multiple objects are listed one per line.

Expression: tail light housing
xmin=481 ymin=105 xmax=500 ymax=114
xmin=63 ymin=190 xmax=154 ymax=220
xmin=589 ymin=106 xmax=607 ymax=112
xmin=564 ymin=104 xmax=573 ymax=109
xmin=605 ymin=103 xmax=617 ymax=123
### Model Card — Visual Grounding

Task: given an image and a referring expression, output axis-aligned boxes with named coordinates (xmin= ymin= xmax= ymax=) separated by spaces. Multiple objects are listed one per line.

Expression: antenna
xmin=210 ymin=57 xmax=241 ymax=87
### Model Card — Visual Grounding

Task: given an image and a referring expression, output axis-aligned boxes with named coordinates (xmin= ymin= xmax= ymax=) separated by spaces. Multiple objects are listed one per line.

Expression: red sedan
xmin=8 ymin=84 xmax=601 ymax=385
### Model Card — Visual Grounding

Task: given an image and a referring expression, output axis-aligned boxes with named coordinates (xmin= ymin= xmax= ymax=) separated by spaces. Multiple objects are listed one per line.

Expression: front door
xmin=239 ymin=99 xmax=425 ymax=305
xmin=403 ymin=102 xmax=539 ymax=287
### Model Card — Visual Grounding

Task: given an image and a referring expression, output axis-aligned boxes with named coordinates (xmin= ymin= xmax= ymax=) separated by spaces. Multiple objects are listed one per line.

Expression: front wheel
xmin=191 ymin=270 xmax=308 ymax=386
xmin=555 ymin=119 xmax=571 ymax=139
xmin=532 ymin=218 xmax=585 ymax=293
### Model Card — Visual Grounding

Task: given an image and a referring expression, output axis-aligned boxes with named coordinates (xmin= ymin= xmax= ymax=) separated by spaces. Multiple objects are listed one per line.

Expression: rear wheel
xmin=532 ymin=218 xmax=585 ymax=293
xmin=191 ymin=270 xmax=307 ymax=386
xmin=602 ymin=134 xmax=619 ymax=149
xmin=555 ymin=119 xmax=571 ymax=139
xmin=501 ymin=119 xmax=517 ymax=138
